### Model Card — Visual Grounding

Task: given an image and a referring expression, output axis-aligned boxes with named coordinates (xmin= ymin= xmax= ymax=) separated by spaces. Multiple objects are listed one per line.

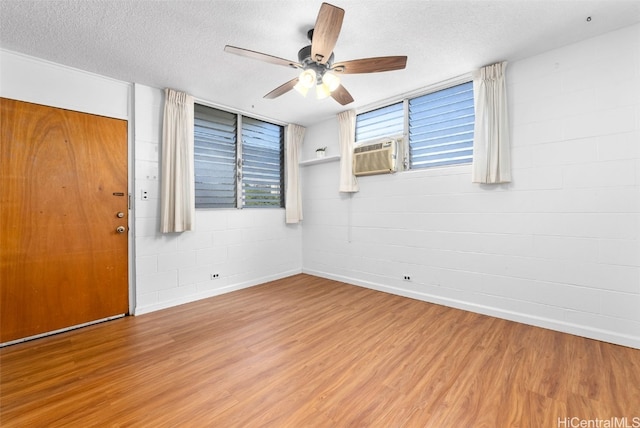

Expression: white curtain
xmin=160 ymin=88 xmax=195 ymax=233
xmin=338 ymin=110 xmax=359 ymax=193
xmin=285 ymin=124 xmax=305 ymax=224
xmin=472 ymin=61 xmax=511 ymax=184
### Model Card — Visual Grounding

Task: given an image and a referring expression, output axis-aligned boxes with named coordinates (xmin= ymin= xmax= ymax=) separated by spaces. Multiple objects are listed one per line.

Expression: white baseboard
xmin=303 ymin=269 xmax=640 ymax=350
xmin=133 ymin=269 xmax=302 ymax=316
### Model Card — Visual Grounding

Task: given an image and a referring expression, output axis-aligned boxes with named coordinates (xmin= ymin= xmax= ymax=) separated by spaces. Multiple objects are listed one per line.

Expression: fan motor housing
xmin=298 ymin=45 xmax=334 ymax=71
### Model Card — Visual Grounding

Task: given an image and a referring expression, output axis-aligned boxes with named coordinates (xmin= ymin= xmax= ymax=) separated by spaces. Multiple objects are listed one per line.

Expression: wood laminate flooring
xmin=1 ymin=274 xmax=639 ymax=427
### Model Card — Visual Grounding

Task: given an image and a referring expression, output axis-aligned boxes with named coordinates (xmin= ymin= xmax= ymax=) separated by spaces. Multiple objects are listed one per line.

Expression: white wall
xmin=0 ymin=50 xmax=130 ymax=120
xmin=301 ymin=24 xmax=640 ymax=349
xmin=133 ymin=84 xmax=302 ymax=314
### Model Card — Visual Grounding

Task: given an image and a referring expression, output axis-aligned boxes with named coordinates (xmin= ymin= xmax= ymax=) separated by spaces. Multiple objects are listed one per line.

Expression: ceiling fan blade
xmin=224 ymin=45 xmax=301 ymax=68
xmin=331 ymin=85 xmax=354 ymax=105
xmin=264 ymin=78 xmax=299 ymax=99
xmin=311 ymin=3 xmax=345 ymax=65
xmin=332 ymin=56 xmax=408 ymax=74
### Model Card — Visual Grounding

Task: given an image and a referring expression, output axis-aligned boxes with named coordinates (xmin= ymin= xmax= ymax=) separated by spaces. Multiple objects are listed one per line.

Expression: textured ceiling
xmin=1 ymin=0 xmax=639 ymax=126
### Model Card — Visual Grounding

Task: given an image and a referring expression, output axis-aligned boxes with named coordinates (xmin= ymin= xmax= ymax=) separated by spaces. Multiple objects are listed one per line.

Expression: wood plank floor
xmin=1 ymin=274 xmax=639 ymax=427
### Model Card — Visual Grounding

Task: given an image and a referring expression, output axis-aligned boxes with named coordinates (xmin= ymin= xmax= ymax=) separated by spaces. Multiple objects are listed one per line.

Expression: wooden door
xmin=1 ymin=98 xmax=129 ymax=343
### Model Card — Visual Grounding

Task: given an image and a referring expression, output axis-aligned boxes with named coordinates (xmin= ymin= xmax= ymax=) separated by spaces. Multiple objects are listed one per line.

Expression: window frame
xmin=194 ymin=103 xmax=285 ymax=210
xmin=408 ymin=80 xmax=475 ymax=170
xmin=355 ymin=75 xmax=474 ymax=172
xmin=240 ymin=115 xmax=285 ymax=209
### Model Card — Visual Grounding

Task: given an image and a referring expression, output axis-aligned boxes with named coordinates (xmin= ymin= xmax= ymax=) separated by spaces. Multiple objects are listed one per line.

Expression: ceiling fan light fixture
xmin=316 ymin=83 xmax=331 ymax=100
xmin=298 ymin=69 xmax=317 ymax=89
xmin=225 ymin=3 xmax=407 ymax=106
xmin=322 ymin=71 xmax=340 ymax=92
xmin=293 ymin=81 xmax=310 ymax=97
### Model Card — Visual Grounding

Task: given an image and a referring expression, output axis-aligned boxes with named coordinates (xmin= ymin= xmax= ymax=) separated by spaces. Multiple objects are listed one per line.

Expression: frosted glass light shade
xmin=294 ymin=81 xmax=309 ymax=97
xmin=322 ymin=72 xmax=340 ymax=92
xmin=316 ymin=83 xmax=331 ymax=100
xmin=298 ymin=69 xmax=317 ymax=88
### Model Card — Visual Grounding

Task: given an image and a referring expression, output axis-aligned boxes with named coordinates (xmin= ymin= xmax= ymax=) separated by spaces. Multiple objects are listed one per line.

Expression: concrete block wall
xmin=301 ymin=24 xmax=640 ymax=348
xmin=133 ymin=84 xmax=302 ymax=314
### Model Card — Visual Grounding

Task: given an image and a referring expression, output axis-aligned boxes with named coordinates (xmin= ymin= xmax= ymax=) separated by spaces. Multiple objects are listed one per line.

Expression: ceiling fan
xmin=224 ymin=2 xmax=407 ymax=106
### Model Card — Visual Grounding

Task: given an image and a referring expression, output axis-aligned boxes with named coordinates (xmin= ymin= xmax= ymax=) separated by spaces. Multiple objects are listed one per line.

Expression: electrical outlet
xmin=141 ymin=190 xmax=149 ymax=200
xmin=210 ymin=273 xmax=220 ymax=280
xmin=403 ymin=275 xmax=411 ymax=281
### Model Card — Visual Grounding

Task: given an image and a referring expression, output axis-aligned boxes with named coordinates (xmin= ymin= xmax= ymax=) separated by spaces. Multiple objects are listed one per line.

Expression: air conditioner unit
xmin=353 ymin=139 xmax=398 ymax=176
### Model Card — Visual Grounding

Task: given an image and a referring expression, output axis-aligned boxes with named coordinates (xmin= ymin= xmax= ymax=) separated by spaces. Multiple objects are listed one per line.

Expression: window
xmin=409 ymin=81 xmax=474 ymax=169
xmin=194 ymin=104 xmax=284 ymax=209
xmin=241 ymin=117 xmax=284 ymax=208
xmin=194 ymin=105 xmax=237 ymax=208
xmin=355 ymin=102 xmax=404 ymax=142
xmin=355 ymin=80 xmax=475 ymax=170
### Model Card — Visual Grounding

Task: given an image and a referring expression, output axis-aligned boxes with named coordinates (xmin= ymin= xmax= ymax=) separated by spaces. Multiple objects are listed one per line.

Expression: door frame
xmin=126 ymin=94 xmax=136 ymax=319
xmin=0 ymin=97 xmax=136 ymax=346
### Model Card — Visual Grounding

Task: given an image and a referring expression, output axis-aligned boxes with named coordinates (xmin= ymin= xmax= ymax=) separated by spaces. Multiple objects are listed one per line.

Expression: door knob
xmin=116 ymin=226 xmax=126 ymax=233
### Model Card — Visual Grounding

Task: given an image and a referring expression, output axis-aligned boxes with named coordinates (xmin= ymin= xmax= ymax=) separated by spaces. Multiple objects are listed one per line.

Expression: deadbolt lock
xmin=116 ymin=212 xmax=125 ymax=218
xmin=116 ymin=226 xmax=126 ymax=234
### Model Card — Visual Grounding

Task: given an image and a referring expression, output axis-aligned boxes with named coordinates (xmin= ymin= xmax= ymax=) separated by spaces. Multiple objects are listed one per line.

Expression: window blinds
xmin=194 ymin=104 xmax=237 ymax=208
xmin=241 ymin=117 xmax=284 ymax=208
xmin=409 ymin=81 xmax=474 ymax=169
xmin=355 ymin=102 xmax=404 ymax=142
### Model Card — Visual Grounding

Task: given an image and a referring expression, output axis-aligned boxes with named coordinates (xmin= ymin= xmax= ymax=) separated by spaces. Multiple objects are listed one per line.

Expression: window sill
xmin=300 ymin=155 xmax=340 ymax=166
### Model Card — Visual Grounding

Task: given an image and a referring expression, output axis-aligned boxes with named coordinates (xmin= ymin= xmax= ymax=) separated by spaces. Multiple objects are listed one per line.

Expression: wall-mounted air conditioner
xmin=353 ymin=139 xmax=398 ymax=176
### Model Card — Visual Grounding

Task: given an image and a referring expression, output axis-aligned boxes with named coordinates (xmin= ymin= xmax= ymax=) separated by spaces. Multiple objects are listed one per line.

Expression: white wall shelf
xmin=300 ymin=155 xmax=340 ymax=166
